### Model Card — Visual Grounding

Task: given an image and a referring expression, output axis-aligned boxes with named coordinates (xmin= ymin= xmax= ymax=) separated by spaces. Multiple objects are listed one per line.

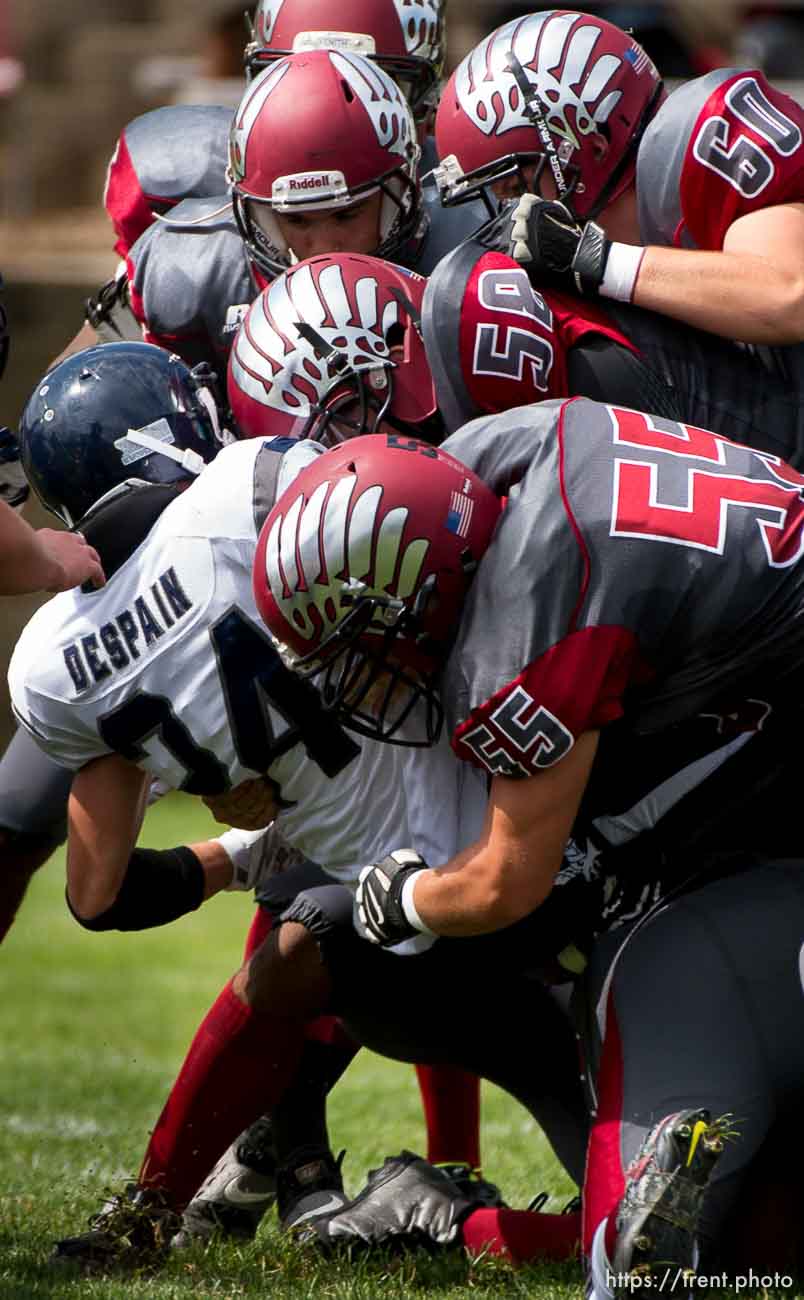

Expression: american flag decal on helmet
xmin=446 ymin=490 xmax=474 ymax=539
xmin=625 ymin=45 xmax=651 ymax=75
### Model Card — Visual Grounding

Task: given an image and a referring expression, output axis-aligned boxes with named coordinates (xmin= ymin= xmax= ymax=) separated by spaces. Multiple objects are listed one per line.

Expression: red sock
xmin=461 ymin=1207 xmax=581 ymax=1263
xmin=243 ymin=906 xmax=272 ymax=959
xmin=139 ymin=980 xmax=304 ymax=1210
xmin=415 ymin=1064 xmax=481 ymax=1168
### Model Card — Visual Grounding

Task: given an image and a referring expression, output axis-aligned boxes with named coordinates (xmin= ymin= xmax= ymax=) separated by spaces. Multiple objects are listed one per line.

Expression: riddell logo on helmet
xmin=272 ymin=170 xmax=348 ymax=204
xmin=289 ymin=175 xmax=331 ymax=191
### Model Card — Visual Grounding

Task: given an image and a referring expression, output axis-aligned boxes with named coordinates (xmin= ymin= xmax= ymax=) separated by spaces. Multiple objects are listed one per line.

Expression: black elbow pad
xmin=67 ymin=845 xmax=204 ymax=932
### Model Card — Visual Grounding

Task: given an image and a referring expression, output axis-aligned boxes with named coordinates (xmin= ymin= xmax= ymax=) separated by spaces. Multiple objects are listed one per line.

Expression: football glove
xmin=353 ymin=849 xmax=429 ymax=947
xmin=308 ymin=1151 xmax=476 ymax=1252
xmin=507 ymin=195 xmax=612 ymax=295
xmin=0 ymin=426 xmax=29 ymax=510
xmin=217 ymin=823 xmax=303 ymax=892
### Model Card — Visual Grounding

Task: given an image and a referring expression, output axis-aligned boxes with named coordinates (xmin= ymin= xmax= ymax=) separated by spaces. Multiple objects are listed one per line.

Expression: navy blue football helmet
xmin=19 ymin=342 xmax=225 ymax=527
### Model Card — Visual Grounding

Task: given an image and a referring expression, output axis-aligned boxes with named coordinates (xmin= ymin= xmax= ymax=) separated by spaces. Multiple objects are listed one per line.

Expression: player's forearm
xmin=406 ymin=841 xmax=559 ymax=937
xmin=1 ymin=503 xmax=65 ymax=594
xmin=633 ymin=246 xmax=804 ymax=345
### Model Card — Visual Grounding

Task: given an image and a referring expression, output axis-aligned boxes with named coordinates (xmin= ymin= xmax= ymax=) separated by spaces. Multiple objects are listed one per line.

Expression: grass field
xmin=0 ymin=793 xmax=797 ymax=1299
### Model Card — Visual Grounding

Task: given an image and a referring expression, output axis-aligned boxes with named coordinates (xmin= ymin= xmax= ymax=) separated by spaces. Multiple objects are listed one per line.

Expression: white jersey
xmin=7 ymin=438 xmax=375 ymax=877
xmin=9 ymin=435 xmax=488 ymax=893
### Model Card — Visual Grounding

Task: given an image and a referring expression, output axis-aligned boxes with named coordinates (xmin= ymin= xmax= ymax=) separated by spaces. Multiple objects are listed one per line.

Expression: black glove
xmin=0 ymin=426 xmax=29 ymax=510
xmin=507 ymin=194 xmax=611 ymax=295
xmin=308 ymin=1151 xmax=476 ymax=1252
xmin=353 ymin=848 xmax=428 ymax=947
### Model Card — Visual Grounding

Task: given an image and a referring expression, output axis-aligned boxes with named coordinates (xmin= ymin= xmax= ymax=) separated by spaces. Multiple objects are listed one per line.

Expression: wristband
xmin=599 ymin=242 xmax=645 ymax=303
xmin=400 ymin=869 xmax=438 ymax=937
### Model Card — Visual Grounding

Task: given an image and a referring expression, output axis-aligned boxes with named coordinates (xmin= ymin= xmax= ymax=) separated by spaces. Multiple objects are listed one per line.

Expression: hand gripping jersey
xmin=441 ymin=397 xmax=804 ymax=788
xmin=423 ymin=239 xmax=804 ymax=467
xmin=105 ymin=106 xmax=233 ymax=259
xmin=636 ymin=69 xmax=804 ymax=251
xmin=125 ymin=185 xmax=485 ymax=372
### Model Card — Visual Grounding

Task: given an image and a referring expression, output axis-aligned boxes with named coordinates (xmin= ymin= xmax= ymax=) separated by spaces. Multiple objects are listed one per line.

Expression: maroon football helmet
xmin=244 ymin=0 xmax=446 ymax=121
xmin=252 ymin=435 xmax=502 ymax=744
xmin=434 ymin=10 xmax=665 ymax=219
xmin=228 ymin=253 xmax=442 ymax=447
xmin=229 ymin=50 xmax=422 ymax=279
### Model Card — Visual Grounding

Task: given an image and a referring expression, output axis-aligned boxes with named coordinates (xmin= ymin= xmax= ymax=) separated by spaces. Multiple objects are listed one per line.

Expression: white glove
xmin=217 ymin=823 xmax=304 ymax=892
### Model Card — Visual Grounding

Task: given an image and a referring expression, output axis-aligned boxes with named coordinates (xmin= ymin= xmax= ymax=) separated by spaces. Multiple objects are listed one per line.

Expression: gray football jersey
xmin=442 ymin=397 xmax=804 ymax=779
xmin=105 ymin=105 xmax=232 ymax=257
xmin=126 ymin=195 xmax=257 ymax=369
xmin=422 ymin=239 xmax=804 ymax=464
xmin=637 ymin=69 xmax=804 ymax=251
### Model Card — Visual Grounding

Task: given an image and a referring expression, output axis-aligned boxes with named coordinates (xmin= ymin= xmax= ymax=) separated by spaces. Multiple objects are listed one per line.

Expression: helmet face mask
xmin=435 ymin=9 xmax=664 ymax=221
xmin=289 ymin=593 xmax=445 ymax=746
xmin=228 ymin=253 xmax=443 ymax=446
xmin=229 ymin=50 xmax=423 ymax=280
xmin=252 ymin=435 xmax=504 ymax=747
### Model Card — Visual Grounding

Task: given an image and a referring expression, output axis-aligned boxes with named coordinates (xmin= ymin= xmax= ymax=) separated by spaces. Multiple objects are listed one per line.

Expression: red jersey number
xmin=609 ymin=407 xmax=804 ymax=567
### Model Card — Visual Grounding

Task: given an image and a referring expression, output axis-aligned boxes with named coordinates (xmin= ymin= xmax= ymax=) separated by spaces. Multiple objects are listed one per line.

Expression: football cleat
xmin=276 ymin=1146 xmax=349 ymax=1232
xmin=308 ymin=1150 xmax=480 ymax=1251
xmin=51 ymin=1182 xmax=180 ymax=1271
xmin=434 ymin=1163 xmax=506 ymax=1208
xmin=171 ymin=1113 xmax=278 ymax=1246
xmin=607 ymin=1109 xmax=736 ymax=1294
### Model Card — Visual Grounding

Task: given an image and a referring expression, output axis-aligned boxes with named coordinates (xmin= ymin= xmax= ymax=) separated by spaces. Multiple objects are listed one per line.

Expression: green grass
xmin=0 ymin=794 xmax=796 ymax=1298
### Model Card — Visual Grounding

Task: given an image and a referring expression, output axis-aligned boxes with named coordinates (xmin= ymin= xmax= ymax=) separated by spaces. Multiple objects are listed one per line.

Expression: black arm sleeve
xmin=67 ymin=845 xmax=205 ymax=932
xmin=566 ymin=334 xmax=684 ymax=422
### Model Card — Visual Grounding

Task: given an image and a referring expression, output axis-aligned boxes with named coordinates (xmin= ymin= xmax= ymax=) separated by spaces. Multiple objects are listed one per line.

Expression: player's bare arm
xmin=633 ymin=202 xmax=804 ymax=345
xmin=0 ymin=505 xmax=104 ymax=595
xmin=354 ymin=731 xmax=599 ymax=946
xmin=66 ymin=754 xmax=267 ymax=924
xmin=66 ymin=753 xmax=151 ymax=920
xmin=409 ymin=730 xmax=599 ymax=936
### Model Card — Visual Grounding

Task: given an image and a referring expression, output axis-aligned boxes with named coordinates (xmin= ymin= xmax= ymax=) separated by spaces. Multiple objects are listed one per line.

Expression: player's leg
xmin=177 ymin=866 xmax=362 ymax=1244
xmin=52 ymin=901 xmax=337 ymax=1268
xmin=0 ymin=727 xmax=72 ymax=942
xmin=582 ymin=861 xmax=804 ymax=1297
xmin=289 ymin=890 xmax=589 ymax=1263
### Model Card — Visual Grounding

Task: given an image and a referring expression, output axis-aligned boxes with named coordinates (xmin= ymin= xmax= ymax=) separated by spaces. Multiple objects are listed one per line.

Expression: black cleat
xmin=609 ymin=1109 xmax=735 ymax=1294
xmin=52 ymin=1182 xmax=180 ymax=1272
xmin=434 ymin=1162 xmax=506 ymax=1208
xmin=172 ymin=1113 xmax=277 ymax=1246
xmin=309 ymin=1150 xmax=478 ymax=1252
xmin=276 ymin=1146 xmax=348 ymax=1232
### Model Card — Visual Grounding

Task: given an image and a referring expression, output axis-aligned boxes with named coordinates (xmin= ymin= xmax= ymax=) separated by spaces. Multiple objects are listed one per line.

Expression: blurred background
xmin=1 ymin=0 xmax=804 ymax=740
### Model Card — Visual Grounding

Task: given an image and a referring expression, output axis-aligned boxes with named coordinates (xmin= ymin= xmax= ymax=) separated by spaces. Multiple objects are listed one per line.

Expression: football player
xmin=115 ymin=49 xmax=482 ymax=375
xmin=249 ymin=412 xmax=804 ymax=1288
xmin=9 ymin=341 xmax=587 ymax=1268
xmin=104 ymin=0 xmax=446 ymax=263
xmin=434 ymin=10 xmax=804 ymax=345
xmin=0 ymin=264 xmax=490 ymax=1243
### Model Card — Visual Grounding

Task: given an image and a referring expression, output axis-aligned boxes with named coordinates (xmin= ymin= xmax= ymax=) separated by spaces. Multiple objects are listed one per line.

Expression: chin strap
xmin=116 ymin=427 xmax=207 ymax=476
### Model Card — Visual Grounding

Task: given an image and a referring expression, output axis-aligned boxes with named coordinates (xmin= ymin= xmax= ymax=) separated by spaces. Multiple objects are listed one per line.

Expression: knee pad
xmin=279 ymin=884 xmax=355 ymax=941
xmin=256 ymin=859 xmax=331 ymax=917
